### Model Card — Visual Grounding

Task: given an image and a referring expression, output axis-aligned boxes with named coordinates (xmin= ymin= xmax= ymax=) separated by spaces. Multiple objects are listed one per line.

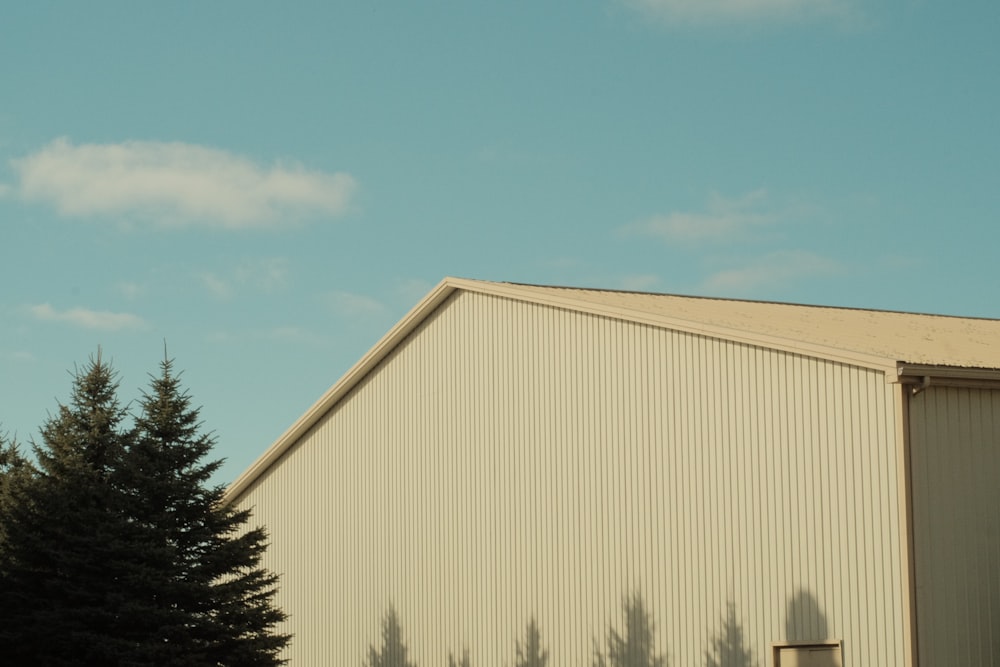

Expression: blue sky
xmin=2 ymin=1 xmax=998 ymax=483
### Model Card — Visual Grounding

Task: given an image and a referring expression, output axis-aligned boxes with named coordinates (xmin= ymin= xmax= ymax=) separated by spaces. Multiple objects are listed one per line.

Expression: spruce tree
xmin=0 ymin=353 xmax=142 ymax=664
xmin=0 ymin=353 xmax=290 ymax=665
xmin=0 ymin=431 xmax=31 ymax=556
xmin=123 ymin=355 xmax=290 ymax=665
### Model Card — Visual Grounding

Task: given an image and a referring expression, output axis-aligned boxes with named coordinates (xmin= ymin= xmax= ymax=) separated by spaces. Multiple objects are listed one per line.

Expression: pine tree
xmin=515 ymin=617 xmax=549 ymax=667
xmin=593 ymin=594 xmax=668 ymax=667
xmin=366 ymin=606 xmax=417 ymax=667
xmin=0 ymin=353 xmax=142 ymax=664
xmin=0 ymin=353 xmax=290 ymax=665
xmin=0 ymin=431 xmax=31 ymax=556
xmin=123 ymin=355 xmax=290 ymax=665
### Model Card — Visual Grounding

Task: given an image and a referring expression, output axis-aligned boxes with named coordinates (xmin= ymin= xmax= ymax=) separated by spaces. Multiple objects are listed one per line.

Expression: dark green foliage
xmin=0 ymin=353 xmax=289 ymax=665
xmin=705 ymin=603 xmax=755 ymax=667
xmin=0 ymin=431 xmax=31 ymax=555
xmin=0 ymin=354 xmax=140 ymax=664
xmin=124 ymin=356 xmax=289 ymax=665
xmin=515 ymin=617 xmax=549 ymax=667
xmin=366 ymin=607 xmax=417 ymax=667
xmin=593 ymin=594 xmax=667 ymax=667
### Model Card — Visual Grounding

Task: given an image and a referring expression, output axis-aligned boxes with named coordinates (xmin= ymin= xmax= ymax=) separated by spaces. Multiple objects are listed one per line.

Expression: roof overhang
xmin=896 ymin=364 xmax=1000 ymax=392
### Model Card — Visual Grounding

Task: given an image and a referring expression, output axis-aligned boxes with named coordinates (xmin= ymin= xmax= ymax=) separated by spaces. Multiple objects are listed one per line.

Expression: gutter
xmin=896 ymin=364 xmax=1000 ymax=394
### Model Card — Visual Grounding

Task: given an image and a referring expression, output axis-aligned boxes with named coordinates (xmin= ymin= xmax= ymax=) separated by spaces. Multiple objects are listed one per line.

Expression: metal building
xmin=225 ymin=278 xmax=1000 ymax=666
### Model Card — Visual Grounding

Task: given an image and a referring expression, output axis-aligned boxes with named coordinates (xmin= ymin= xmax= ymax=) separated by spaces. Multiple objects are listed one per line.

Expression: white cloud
xmin=622 ymin=0 xmax=855 ymax=24
xmin=262 ymin=326 xmax=328 ymax=345
xmin=206 ymin=326 xmax=328 ymax=347
xmin=29 ymin=303 xmax=148 ymax=331
xmin=8 ymin=138 xmax=357 ymax=228
xmin=701 ymin=250 xmax=842 ymax=293
xmin=395 ymin=278 xmax=435 ymax=304
xmin=201 ymin=257 xmax=289 ymax=300
xmin=327 ymin=291 xmax=386 ymax=318
xmin=201 ymin=273 xmax=234 ymax=300
xmin=619 ymin=274 xmax=662 ymax=291
xmin=626 ymin=190 xmax=776 ymax=243
xmin=117 ymin=281 xmax=145 ymax=300
xmin=237 ymin=257 xmax=288 ymax=292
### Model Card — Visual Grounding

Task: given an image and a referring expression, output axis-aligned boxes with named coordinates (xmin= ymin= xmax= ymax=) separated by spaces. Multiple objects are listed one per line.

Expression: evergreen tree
xmin=366 ymin=606 xmax=417 ymax=667
xmin=593 ymin=594 xmax=667 ymax=667
xmin=0 ymin=353 xmax=290 ymax=665
xmin=515 ymin=617 xmax=549 ymax=667
xmin=704 ymin=603 xmax=755 ymax=667
xmin=123 ymin=355 xmax=290 ymax=665
xmin=0 ymin=431 xmax=31 ymax=556
xmin=0 ymin=353 xmax=142 ymax=664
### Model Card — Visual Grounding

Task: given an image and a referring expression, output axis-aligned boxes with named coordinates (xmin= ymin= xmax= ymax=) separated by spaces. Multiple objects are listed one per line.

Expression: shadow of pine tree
xmin=593 ymin=593 xmax=667 ymax=667
xmin=516 ymin=618 xmax=549 ymax=667
xmin=705 ymin=603 xmax=756 ymax=667
xmin=366 ymin=606 xmax=416 ymax=667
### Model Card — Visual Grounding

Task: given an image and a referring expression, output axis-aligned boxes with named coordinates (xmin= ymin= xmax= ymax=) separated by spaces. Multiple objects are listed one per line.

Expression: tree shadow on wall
xmin=516 ymin=617 xmax=549 ymax=667
xmin=593 ymin=593 xmax=668 ymax=667
xmin=785 ymin=590 xmax=829 ymax=641
xmin=447 ymin=648 xmax=470 ymax=667
xmin=366 ymin=606 xmax=417 ymax=667
xmin=704 ymin=602 xmax=756 ymax=667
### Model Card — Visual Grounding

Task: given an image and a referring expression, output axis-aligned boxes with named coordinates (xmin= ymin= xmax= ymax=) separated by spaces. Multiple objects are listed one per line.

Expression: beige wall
xmin=909 ymin=386 xmax=1000 ymax=666
xmin=236 ymin=290 xmax=908 ymax=665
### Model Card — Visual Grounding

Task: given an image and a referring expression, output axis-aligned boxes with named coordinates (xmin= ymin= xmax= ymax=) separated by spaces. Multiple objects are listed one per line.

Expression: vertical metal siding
xmin=237 ymin=291 xmax=907 ymax=666
xmin=909 ymin=386 xmax=1000 ymax=666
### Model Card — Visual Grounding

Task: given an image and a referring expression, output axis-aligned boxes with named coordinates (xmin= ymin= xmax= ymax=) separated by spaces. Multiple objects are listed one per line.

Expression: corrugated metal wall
xmin=236 ymin=290 xmax=907 ymax=666
xmin=909 ymin=386 xmax=1000 ymax=666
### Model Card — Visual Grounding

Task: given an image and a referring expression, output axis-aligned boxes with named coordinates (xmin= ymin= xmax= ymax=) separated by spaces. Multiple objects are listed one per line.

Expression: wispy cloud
xmin=624 ymin=190 xmax=777 ymax=244
xmin=28 ymin=303 xmax=148 ymax=331
xmin=395 ymin=278 xmax=435 ymax=305
xmin=117 ymin=281 xmax=145 ymax=300
xmin=701 ymin=250 xmax=842 ymax=293
xmin=205 ymin=326 xmax=328 ymax=346
xmin=201 ymin=273 xmax=234 ymax=300
xmin=261 ymin=326 xmax=328 ymax=345
xmin=619 ymin=274 xmax=662 ymax=291
xmin=201 ymin=258 xmax=290 ymax=300
xmin=622 ymin=0 xmax=857 ymax=25
xmin=327 ymin=290 xmax=386 ymax=318
xmin=7 ymin=138 xmax=357 ymax=228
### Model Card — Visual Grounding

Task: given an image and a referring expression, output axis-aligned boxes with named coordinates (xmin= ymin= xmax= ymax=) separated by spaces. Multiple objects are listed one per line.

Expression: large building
xmin=225 ymin=278 xmax=1000 ymax=666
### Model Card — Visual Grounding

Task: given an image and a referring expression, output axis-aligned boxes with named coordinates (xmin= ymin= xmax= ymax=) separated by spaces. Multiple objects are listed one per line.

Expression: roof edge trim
xmin=473 ymin=280 xmax=900 ymax=375
xmin=223 ymin=277 xmax=460 ymax=503
xmin=897 ymin=364 xmax=1000 ymax=385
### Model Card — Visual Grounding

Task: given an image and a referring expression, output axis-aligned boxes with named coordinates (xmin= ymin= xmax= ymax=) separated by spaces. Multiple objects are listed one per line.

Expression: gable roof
xmin=225 ymin=277 xmax=1000 ymax=502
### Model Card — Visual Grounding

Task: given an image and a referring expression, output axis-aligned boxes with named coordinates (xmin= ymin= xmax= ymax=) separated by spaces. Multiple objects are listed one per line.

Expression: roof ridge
xmin=492 ymin=279 xmax=1000 ymax=322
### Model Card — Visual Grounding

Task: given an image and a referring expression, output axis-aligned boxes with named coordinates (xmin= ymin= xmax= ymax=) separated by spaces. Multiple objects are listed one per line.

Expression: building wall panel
xmin=236 ymin=291 xmax=907 ymax=666
xmin=909 ymin=386 xmax=1000 ymax=666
